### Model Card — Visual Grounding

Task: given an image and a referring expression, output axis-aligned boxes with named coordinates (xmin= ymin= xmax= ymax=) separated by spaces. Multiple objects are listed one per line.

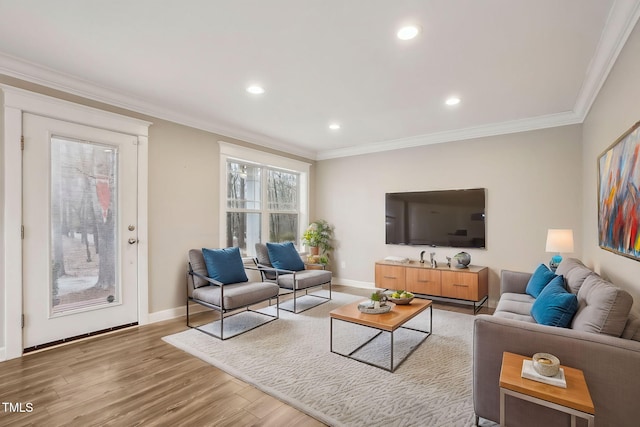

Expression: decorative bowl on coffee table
xmin=388 ymin=295 xmax=414 ymax=305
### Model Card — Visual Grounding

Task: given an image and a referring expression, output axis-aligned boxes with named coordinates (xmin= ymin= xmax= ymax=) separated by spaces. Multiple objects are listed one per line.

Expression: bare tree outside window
xmin=226 ymin=161 xmax=300 ymax=255
xmin=50 ymin=137 xmax=118 ymax=313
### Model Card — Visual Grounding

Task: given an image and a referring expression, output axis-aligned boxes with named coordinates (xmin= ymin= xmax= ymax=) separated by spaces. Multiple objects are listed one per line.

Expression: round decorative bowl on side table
xmin=532 ymin=352 xmax=560 ymax=377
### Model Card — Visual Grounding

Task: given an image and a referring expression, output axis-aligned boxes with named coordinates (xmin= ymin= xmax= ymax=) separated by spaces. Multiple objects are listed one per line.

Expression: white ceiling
xmin=1 ymin=0 xmax=639 ymax=160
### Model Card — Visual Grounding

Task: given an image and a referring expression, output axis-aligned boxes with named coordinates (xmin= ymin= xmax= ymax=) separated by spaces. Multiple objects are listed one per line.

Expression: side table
xmin=499 ymin=352 xmax=594 ymax=427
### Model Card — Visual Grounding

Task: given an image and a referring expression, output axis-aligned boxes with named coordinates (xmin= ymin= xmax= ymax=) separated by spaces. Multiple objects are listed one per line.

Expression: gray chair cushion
xmin=192 ymin=281 xmax=279 ymax=310
xmin=571 ymin=274 xmax=633 ymax=337
xmin=277 ymin=269 xmax=332 ymax=290
xmin=555 ymin=258 xmax=594 ymax=294
xmin=188 ymin=249 xmax=209 ymax=289
xmin=255 ymin=243 xmax=277 ymax=280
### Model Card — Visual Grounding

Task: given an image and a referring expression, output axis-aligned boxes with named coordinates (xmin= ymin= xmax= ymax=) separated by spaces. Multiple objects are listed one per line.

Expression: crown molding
xmin=573 ymin=0 xmax=640 ymax=121
xmin=1 ymin=0 xmax=639 ymax=162
xmin=0 ymin=53 xmax=317 ymax=160
xmin=316 ymin=111 xmax=582 ymax=160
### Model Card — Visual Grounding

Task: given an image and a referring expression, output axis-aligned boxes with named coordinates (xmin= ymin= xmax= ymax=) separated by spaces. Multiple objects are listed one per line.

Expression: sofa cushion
xmin=266 ymin=242 xmax=305 ymax=271
xmin=555 ymin=258 xmax=593 ymax=294
xmin=202 ymin=247 xmax=248 ymax=285
xmin=621 ymin=314 xmax=640 ymax=341
xmin=530 ymin=276 xmax=578 ymax=327
xmin=525 ymin=264 xmax=557 ymax=298
xmin=571 ymin=274 xmax=633 ymax=337
xmin=496 ymin=292 xmax=535 ymax=315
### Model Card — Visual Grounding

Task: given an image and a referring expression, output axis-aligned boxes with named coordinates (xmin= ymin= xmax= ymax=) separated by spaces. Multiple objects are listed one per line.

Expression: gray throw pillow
xmin=571 ymin=274 xmax=633 ymax=337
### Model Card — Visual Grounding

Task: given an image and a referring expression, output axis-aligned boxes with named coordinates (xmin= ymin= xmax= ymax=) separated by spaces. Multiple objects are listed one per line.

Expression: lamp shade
xmin=545 ymin=229 xmax=574 ymax=253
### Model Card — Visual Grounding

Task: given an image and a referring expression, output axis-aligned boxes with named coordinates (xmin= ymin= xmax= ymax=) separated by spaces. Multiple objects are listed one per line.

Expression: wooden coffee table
xmin=329 ymin=298 xmax=432 ymax=372
xmin=499 ymin=352 xmax=595 ymax=426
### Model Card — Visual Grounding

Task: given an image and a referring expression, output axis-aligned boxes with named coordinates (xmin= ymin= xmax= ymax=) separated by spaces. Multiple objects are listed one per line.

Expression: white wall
xmin=315 ymin=125 xmax=583 ymax=307
xmin=582 ymin=19 xmax=640 ymax=315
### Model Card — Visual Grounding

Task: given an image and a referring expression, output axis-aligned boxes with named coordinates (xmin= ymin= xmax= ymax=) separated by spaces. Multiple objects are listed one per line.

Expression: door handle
xmin=128 ymin=238 xmax=138 ymax=245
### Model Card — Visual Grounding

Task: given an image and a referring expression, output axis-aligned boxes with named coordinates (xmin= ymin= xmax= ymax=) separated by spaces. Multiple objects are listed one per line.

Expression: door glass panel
xmin=51 ymin=136 xmax=119 ymax=315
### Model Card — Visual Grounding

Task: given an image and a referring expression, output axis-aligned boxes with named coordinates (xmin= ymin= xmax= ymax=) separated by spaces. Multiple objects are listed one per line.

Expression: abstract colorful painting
xmin=598 ymin=121 xmax=640 ymax=260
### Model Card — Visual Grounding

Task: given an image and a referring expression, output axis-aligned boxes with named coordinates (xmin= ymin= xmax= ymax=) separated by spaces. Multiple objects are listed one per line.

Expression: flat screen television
xmin=385 ymin=188 xmax=486 ymax=248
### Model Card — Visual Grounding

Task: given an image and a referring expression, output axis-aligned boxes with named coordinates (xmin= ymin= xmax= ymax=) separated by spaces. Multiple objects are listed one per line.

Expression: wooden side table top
xmin=499 ymin=352 xmax=595 ymax=415
xmin=329 ymin=298 xmax=432 ymax=332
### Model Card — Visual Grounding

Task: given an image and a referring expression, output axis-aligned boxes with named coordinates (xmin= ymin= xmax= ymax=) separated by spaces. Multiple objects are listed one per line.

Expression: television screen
xmin=385 ymin=188 xmax=486 ymax=248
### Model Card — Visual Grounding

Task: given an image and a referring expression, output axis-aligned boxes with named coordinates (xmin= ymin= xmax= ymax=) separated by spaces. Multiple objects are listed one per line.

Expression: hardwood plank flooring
xmin=0 ymin=285 xmax=491 ymax=426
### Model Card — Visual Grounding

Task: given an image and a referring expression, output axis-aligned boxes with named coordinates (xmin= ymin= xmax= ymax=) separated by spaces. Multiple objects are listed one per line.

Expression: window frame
xmin=219 ymin=142 xmax=310 ymax=257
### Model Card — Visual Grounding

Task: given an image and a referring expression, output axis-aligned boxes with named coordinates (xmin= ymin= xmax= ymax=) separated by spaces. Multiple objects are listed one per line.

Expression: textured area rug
xmin=163 ymin=292 xmax=478 ymax=427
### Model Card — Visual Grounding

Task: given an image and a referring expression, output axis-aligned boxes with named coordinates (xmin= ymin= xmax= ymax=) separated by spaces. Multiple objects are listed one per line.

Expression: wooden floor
xmin=0 ymin=285 xmax=491 ymax=426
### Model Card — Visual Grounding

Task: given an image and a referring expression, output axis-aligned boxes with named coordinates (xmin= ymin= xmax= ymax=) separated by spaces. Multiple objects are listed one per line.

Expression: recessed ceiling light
xmin=445 ymin=97 xmax=461 ymax=106
xmin=397 ymin=25 xmax=420 ymax=40
xmin=329 ymin=123 xmax=341 ymax=130
xmin=246 ymin=85 xmax=265 ymax=94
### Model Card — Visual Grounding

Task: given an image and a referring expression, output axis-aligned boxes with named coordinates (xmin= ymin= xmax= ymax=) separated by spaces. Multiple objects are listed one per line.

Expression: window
xmin=220 ymin=142 xmax=309 ymax=257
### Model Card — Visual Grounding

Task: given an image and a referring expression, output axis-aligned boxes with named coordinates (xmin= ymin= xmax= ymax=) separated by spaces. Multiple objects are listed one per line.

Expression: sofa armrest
xmin=473 ymin=314 xmax=640 ymax=426
xmin=500 ymin=269 xmax=531 ymax=294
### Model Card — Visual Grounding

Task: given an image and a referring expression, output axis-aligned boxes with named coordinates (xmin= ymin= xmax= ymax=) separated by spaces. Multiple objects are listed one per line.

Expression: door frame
xmin=1 ymin=85 xmax=151 ymax=360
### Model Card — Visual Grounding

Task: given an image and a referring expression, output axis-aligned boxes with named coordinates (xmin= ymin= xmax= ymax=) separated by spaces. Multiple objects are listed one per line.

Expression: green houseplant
xmin=302 ymin=219 xmax=334 ymax=258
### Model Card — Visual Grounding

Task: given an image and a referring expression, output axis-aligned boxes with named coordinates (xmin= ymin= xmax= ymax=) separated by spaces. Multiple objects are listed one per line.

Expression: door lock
xmin=128 ymin=238 xmax=138 ymax=244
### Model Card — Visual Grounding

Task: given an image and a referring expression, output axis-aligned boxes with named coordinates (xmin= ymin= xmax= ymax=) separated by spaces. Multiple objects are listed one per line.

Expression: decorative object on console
xmin=383 ymin=255 xmax=410 ymax=263
xmin=453 ymin=252 xmax=471 ymax=268
xmin=598 ymin=121 xmax=640 ymax=261
xmin=545 ymin=229 xmax=574 ymax=270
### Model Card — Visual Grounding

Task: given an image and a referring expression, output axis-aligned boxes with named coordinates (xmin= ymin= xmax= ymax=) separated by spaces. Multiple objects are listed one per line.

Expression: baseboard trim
xmin=148 ymin=304 xmax=208 ymax=324
xmin=0 ymin=346 xmax=6 ymax=362
xmin=333 ymin=278 xmax=375 ymax=289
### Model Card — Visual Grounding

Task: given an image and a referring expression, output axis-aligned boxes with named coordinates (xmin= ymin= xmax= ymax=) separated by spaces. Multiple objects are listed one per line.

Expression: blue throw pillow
xmin=201 ymin=247 xmax=248 ymax=285
xmin=266 ymin=242 xmax=305 ymax=272
xmin=525 ymin=263 xmax=557 ymax=298
xmin=530 ymin=276 xmax=577 ymax=328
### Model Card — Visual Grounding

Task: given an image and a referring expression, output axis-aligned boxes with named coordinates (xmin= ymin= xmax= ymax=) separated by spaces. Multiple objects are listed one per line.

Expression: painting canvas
xmin=598 ymin=121 xmax=640 ymax=260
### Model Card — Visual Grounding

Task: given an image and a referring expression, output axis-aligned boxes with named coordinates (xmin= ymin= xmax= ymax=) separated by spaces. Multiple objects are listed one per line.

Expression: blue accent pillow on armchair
xmin=525 ymin=263 xmax=557 ymax=298
xmin=202 ymin=247 xmax=248 ymax=285
xmin=266 ymin=242 xmax=305 ymax=272
xmin=530 ymin=275 xmax=577 ymax=327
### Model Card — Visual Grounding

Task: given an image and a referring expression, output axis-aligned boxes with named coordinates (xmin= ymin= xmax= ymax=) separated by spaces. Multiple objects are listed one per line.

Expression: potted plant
xmin=302 ymin=219 xmax=334 ymax=257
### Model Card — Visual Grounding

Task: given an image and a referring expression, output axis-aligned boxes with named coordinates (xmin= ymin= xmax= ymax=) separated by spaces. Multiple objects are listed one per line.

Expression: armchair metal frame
xmin=187 ymin=263 xmax=279 ymax=340
xmin=256 ymin=262 xmax=331 ymax=314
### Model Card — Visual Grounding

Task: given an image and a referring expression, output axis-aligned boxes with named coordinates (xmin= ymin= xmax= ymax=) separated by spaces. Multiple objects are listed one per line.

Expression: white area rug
xmin=163 ymin=292 xmax=478 ymax=427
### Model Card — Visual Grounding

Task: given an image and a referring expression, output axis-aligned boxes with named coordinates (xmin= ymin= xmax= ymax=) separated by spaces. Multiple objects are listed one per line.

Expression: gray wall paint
xmin=582 ymin=19 xmax=640 ymax=315
xmin=315 ymin=125 xmax=583 ymax=307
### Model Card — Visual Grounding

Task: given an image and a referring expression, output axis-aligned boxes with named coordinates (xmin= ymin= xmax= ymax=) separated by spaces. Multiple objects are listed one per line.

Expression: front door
xmin=22 ymin=113 xmax=139 ymax=349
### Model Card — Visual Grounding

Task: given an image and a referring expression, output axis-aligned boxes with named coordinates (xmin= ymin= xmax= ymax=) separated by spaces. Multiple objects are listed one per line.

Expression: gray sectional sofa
xmin=473 ymin=258 xmax=640 ymax=427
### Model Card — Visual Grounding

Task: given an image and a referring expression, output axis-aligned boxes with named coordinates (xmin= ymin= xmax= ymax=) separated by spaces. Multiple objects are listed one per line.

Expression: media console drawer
xmin=375 ymin=264 xmax=406 ymax=289
xmin=374 ymin=261 xmax=489 ymax=313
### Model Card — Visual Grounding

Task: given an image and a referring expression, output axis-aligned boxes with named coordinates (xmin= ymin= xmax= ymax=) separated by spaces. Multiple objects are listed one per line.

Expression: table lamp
xmin=545 ymin=229 xmax=574 ymax=270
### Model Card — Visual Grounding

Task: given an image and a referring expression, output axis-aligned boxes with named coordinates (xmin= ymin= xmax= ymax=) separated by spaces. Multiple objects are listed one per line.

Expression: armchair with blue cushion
xmin=255 ymin=242 xmax=332 ymax=313
xmin=187 ymin=247 xmax=279 ymax=339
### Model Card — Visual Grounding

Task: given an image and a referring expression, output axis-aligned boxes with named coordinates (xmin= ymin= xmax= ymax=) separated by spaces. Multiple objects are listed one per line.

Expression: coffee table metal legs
xmin=330 ymin=306 xmax=432 ymax=372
